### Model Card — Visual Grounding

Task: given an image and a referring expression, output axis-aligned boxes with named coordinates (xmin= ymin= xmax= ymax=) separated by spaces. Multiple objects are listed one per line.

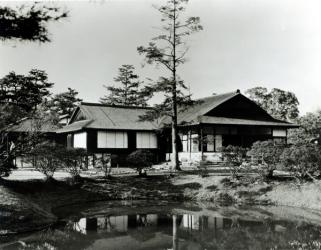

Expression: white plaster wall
xmin=136 ymin=132 xmax=157 ymax=149
xmin=272 ymin=129 xmax=287 ymax=137
xmin=74 ymin=132 xmax=87 ymax=149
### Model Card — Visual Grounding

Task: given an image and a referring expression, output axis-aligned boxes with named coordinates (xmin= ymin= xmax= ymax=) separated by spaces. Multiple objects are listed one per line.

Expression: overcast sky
xmin=1 ymin=0 xmax=321 ymax=115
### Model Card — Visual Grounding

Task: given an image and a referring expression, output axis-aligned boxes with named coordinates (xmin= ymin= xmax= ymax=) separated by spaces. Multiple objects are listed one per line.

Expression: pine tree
xmin=0 ymin=69 xmax=53 ymax=117
xmin=100 ymin=65 xmax=147 ymax=107
xmin=0 ymin=3 xmax=67 ymax=42
xmin=0 ymin=2 xmax=66 ymax=177
xmin=137 ymin=0 xmax=202 ymax=170
xmin=47 ymin=88 xmax=82 ymax=116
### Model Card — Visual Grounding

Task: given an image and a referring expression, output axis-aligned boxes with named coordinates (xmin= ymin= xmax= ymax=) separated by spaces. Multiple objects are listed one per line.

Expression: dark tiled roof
xmin=160 ymin=91 xmax=240 ymax=125
xmin=58 ymin=91 xmax=298 ymax=133
xmin=57 ymin=103 xmax=159 ymax=133
xmin=178 ymin=91 xmax=240 ymax=124
xmin=160 ymin=91 xmax=298 ymax=128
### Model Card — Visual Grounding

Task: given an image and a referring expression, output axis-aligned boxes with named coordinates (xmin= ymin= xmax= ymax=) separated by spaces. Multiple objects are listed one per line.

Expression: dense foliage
xmin=0 ymin=3 xmax=67 ymax=42
xmin=288 ymin=110 xmax=321 ymax=144
xmin=46 ymin=88 xmax=82 ymax=117
xmin=0 ymin=70 xmax=55 ymax=177
xmin=245 ymin=87 xmax=299 ymax=121
xmin=280 ymin=143 xmax=321 ymax=180
xmin=0 ymin=69 xmax=53 ymax=125
xmin=100 ymin=65 xmax=147 ymax=107
xmin=247 ymin=140 xmax=285 ymax=178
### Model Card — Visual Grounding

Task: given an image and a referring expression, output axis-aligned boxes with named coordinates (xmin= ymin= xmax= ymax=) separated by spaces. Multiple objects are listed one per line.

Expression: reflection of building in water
xmin=181 ymin=215 xmax=225 ymax=231
xmin=206 ymin=216 xmax=224 ymax=230
xmin=71 ymin=213 xmax=260 ymax=239
xmin=72 ymin=214 xmax=159 ymax=235
xmin=182 ymin=214 xmax=199 ymax=230
xmin=72 ymin=218 xmax=98 ymax=235
xmin=97 ymin=216 xmax=128 ymax=233
xmin=68 ymin=213 xmax=271 ymax=250
xmin=128 ymin=214 xmax=158 ymax=228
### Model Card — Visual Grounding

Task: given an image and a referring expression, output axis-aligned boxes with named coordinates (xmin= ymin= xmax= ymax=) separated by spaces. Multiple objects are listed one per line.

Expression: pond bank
xmin=1 ymin=174 xmax=321 ymax=235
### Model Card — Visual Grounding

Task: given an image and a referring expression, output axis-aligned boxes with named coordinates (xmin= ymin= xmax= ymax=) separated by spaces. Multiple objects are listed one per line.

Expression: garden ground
xmin=1 ymin=168 xmax=321 ymax=236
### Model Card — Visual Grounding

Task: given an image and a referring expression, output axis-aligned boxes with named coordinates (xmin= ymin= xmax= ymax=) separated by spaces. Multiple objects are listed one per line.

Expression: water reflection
xmin=3 ymin=206 xmax=321 ymax=250
xmin=62 ymin=213 xmax=298 ymax=250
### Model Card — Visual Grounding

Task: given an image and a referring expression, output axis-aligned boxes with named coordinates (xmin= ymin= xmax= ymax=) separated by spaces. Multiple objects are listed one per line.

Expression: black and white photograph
xmin=1 ymin=0 xmax=321 ymax=249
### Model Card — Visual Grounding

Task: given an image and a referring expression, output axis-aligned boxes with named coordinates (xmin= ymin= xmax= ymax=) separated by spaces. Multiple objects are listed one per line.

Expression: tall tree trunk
xmin=171 ymin=88 xmax=180 ymax=170
xmin=171 ymin=1 xmax=180 ymax=171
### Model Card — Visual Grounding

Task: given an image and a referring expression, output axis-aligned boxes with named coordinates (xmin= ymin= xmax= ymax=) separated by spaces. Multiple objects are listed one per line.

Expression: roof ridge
xmin=80 ymin=102 xmax=154 ymax=110
xmin=194 ymin=90 xmax=239 ymax=102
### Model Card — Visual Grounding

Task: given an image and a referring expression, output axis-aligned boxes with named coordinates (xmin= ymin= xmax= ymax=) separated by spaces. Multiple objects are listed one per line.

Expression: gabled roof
xmin=161 ymin=90 xmax=297 ymax=127
xmin=178 ymin=91 xmax=241 ymax=124
xmin=57 ymin=90 xmax=298 ymax=133
xmin=56 ymin=103 xmax=159 ymax=133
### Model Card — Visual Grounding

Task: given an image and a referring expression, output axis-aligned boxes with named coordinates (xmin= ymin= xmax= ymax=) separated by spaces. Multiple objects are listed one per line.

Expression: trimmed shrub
xmin=126 ymin=150 xmax=155 ymax=176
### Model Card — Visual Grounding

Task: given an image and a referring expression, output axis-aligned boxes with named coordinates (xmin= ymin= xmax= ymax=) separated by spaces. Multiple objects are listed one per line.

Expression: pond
xmin=2 ymin=201 xmax=321 ymax=250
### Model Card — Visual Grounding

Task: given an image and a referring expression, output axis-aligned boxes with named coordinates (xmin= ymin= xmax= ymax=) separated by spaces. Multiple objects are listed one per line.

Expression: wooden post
xmin=188 ymin=129 xmax=192 ymax=161
xmin=200 ymin=125 xmax=204 ymax=161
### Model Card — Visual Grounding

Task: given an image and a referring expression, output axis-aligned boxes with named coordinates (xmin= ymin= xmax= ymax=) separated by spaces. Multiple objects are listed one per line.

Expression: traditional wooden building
xmin=56 ymin=103 xmax=160 ymax=165
xmin=164 ymin=90 xmax=298 ymax=162
xmin=56 ymin=90 xmax=298 ymax=164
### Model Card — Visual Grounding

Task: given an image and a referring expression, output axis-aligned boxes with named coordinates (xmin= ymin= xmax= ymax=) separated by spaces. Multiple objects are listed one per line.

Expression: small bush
xmin=126 ymin=150 xmax=155 ymax=176
xmin=27 ymin=143 xmax=65 ymax=180
xmin=280 ymin=143 xmax=321 ymax=181
xmin=97 ymin=154 xmax=112 ymax=179
xmin=60 ymin=148 xmax=87 ymax=181
xmin=222 ymin=145 xmax=248 ymax=179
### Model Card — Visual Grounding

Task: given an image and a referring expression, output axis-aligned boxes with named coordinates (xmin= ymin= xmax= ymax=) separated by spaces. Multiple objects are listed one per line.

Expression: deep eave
xmin=199 ymin=116 xmax=299 ymax=128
